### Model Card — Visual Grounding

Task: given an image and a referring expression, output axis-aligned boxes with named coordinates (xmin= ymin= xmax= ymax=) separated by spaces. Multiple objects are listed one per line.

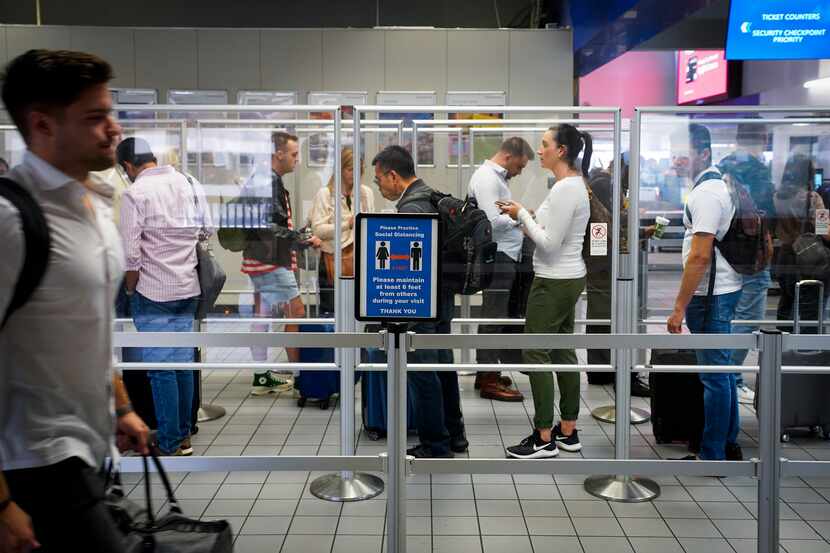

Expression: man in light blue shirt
xmin=468 ymin=137 xmax=534 ymax=402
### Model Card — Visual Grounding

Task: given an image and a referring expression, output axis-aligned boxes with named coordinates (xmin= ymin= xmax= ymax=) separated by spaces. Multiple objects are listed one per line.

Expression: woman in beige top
xmin=309 ymin=146 xmax=374 ymax=313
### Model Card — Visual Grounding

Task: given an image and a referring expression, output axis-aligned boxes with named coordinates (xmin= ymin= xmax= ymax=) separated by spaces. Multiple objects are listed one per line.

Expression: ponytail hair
xmin=549 ymin=124 xmax=593 ymax=176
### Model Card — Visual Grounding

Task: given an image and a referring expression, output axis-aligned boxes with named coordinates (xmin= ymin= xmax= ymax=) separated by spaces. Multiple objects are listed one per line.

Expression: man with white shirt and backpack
xmin=667 ymin=123 xmax=743 ymax=463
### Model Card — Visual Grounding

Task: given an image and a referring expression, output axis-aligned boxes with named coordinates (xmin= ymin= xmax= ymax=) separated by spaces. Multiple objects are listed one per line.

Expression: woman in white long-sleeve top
xmin=497 ymin=124 xmax=592 ymax=459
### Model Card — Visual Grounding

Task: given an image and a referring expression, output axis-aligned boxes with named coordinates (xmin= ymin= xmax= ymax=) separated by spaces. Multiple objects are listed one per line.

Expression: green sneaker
xmin=251 ymin=371 xmax=293 ymax=396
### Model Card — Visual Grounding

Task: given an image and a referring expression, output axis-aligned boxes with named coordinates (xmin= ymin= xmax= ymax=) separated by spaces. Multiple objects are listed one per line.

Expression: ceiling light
xmin=804 ymin=77 xmax=830 ymax=89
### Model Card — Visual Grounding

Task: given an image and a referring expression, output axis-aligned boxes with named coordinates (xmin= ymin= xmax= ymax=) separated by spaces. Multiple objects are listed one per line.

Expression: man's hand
xmin=116 ymin=412 xmax=150 ymax=455
xmin=667 ymin=309 xmax=684 ymax=334
xmin=0 ymin=501 xmax=39 ymax=553
xmin=305 ymin=236 xmax=322 ymax=249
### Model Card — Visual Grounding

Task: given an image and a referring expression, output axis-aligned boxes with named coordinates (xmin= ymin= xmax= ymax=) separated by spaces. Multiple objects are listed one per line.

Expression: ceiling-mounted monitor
xmin=677 ymin=50 xmax=730 ymax=105
xmin=726 ymin=0 xmax=830 ymax=60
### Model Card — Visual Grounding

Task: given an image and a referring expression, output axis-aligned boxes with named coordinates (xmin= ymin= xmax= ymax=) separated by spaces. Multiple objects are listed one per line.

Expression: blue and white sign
xmin=726 ymin=0 xmax=830 ymax=60
xmin=356 ymin=213 xmax=440 ymax=322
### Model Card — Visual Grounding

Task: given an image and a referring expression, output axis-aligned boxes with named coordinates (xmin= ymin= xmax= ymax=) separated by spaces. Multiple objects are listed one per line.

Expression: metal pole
xmin=194 ymin=317 xmax=226 ymax=422
xmin=459 ymin=127 xmax=473 ymax=367
xmin=585 ymin=109 xmax=658 ymax=503
xmin=758 ymin=329 xmax=782 ymax=553
xmin=311 ymin=108 xmax=384 ymax=502
xmin=385 ymin=327 xmax=408 ymax=553
xmin=412 ymin=121 xmax=419 ymax=167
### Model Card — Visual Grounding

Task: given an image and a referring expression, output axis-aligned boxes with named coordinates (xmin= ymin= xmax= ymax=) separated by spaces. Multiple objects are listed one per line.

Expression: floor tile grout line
xmin=278 ymin=471 xmax=315 ymax=553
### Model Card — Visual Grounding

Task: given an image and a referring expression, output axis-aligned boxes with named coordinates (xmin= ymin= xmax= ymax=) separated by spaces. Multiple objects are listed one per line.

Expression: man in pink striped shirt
xmin=118 ymin=136 xmax=212 ymax=456
xmin=236 ymin=132 xmax=321 ymax=395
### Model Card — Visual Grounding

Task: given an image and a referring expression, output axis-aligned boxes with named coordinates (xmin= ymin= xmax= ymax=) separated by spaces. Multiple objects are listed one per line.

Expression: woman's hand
xmin=496 ymin=200 xmax=523 ymax=221
xmin=0 ymin=502 xmax=39 ymax=553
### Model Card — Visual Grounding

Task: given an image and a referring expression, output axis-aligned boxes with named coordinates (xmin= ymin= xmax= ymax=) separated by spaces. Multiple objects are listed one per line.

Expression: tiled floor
xmin=120 ymin=347 xmax=830 ymax=553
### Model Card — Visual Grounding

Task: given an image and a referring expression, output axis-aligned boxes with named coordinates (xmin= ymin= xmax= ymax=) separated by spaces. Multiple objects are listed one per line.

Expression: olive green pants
xmin=523 ymin=276 xmax=586 ymax=429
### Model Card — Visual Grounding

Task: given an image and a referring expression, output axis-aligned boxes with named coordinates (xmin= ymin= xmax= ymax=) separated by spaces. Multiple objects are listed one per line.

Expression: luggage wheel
xmin=810 ymin=425 xmax=823 ymax=437
xmin=319 ymin=399 xmax=330 ymax=410
xmin=297 ymin=397 xmax=307 ymax=408
xmin=781 ymin=433 xmax=791 ymax=443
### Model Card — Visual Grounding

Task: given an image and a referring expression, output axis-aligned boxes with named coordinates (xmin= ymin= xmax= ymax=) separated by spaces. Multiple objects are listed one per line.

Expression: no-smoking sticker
xmin=590 ymin=223 xmax=608 ymax=256
xmin=816 ymin=209 xmax=829 ymax=236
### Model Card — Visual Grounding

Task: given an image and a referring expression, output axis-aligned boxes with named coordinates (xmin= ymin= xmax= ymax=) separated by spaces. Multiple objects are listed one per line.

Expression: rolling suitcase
xmin=757 ymin=280 xmax=830 ymax=441
xmin=648 ymin=349 xmax=703 ymax=452
xmin=295 ymin=323 xmax=340 ymax=410
xmin=361 ymin=348 xmax=418 ymax=441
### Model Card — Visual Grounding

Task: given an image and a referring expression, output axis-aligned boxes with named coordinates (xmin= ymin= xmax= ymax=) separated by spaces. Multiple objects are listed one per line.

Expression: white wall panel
xmin=7 ymin=26 xmax=71 ymax=60
xmin=447 ymin=30 xmax=509 ymax=94
xmin=509 ymin=30 xmax=572 ymax=106
xmin=70 ymin=27 xmax=135 ymax=87
xmin=0 ymin=27 xmax=7 ymax=66
xmin=134 ymin=29 xmax=198 ymax=96
xmin=322 ymin=30 xmax=384 ymax=96
xmin=260 ymin=30 xmax=323 ymax=98
xmin=383 ymin=30 xmax=447 ymax=95
xmin=197 ymin=30 xmax=260 ymax=94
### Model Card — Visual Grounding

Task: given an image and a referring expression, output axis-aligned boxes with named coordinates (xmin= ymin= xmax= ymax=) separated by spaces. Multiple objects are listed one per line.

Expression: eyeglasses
xmin=373 ymin=171 xmax=391 ymax=186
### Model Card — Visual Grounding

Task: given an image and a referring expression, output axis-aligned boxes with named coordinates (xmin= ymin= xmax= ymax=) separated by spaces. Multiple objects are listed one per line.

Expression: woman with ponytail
xmin=497 ymin=124 xmax=592 ymax=458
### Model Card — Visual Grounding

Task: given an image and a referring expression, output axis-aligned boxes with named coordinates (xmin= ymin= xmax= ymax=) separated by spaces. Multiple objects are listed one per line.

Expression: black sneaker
xmin=506 ymin=430 xmax=559 ymax=459
xmin=552 ymin=424 xmax=582 ymax=452
xmin=406 ymin=445 xmax=454 ymax=459
xmin=726 ymin=443 xmax=743 ymax=461
xmin=450 ymin=433 xmax=469 ymax=454
xmin=630 ymin=374 xmax=652 ymax=398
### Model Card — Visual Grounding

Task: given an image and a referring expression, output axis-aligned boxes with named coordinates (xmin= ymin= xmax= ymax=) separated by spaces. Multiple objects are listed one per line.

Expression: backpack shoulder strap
xmin=0 ymin=177 xmax=51 ymax=330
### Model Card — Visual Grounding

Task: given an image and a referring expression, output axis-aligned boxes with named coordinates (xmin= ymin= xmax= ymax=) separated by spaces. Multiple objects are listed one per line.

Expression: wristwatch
xmin=0 ymin=498 xmax=11 ymax=514
xmin=116 ymin=403 xmax=134 ymax=418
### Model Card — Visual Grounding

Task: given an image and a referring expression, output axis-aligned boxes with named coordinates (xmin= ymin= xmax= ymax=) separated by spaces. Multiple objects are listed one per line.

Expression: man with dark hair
xmin=0 ymin=49 xmax=149 ymax=552
xmin=239 ymin=131 xmax=321 ymax=395
xmin=668 ymin=123 xmax=743 ymax=462
xmin=468 ymin=137 xmax=534 ymax=402
xmin=372 ymin=145 xmax=467 ymax=458
xmin=118 ymin=136 xmax=212 ymax=456
xmin=717 ymin=123 xmax=774 ymax=405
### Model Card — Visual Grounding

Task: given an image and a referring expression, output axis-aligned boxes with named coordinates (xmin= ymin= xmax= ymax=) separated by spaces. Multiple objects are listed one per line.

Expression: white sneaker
xmin=737 ymin=384 xmax=755 ymax=405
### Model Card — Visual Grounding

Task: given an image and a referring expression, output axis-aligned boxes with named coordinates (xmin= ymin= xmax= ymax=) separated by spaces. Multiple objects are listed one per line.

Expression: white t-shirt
xmin=682 ymin=168 xmax=742 ymax=296
xmin=518 ymin=175 xmax=590 ymax=280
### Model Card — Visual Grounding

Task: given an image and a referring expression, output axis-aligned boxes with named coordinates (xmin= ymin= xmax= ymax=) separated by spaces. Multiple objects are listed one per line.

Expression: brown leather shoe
xmin=474 ymin=372 xmax=513 ymax=389
xmin=478 ymin=373 xmax=524 ymax=402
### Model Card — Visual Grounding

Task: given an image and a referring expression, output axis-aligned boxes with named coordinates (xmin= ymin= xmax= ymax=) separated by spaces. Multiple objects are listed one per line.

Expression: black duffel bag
xmin=108 ymin=450 xmax=233 ymax=553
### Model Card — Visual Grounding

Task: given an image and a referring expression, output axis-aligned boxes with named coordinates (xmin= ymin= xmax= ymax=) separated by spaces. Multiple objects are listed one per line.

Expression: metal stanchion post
xmin=195 ymin=318 xmax=226 ymax=422
xmin=311 ymin=108 xmax=384 ymax=503
xmin=757 ymin=329 xmax=782 ymax=553
xmin=585 ymin=279 xmax=660 ymax=502
xmin=385 ymin=326 xmax=409 ymax=553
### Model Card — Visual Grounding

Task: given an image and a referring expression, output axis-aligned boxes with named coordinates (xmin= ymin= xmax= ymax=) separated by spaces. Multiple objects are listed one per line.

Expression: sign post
xmin=355 ymin=212 xmax=440 ymax=553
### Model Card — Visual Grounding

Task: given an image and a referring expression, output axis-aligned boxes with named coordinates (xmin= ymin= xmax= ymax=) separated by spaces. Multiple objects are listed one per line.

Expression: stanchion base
xmin=197 ymin=404 xmax=226 ymax=423
xmin=310 ymin=473 xmax=385 ymax=502
xmin=590 ymin=405 xmax=650 ymax=425
xmin=584 ymin=475 xmax=660 ymax=503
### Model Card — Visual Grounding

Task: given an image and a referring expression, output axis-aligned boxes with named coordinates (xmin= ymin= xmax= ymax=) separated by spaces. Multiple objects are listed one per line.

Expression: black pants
xmin=4 ymin=457 xmax=126 ymax=553
xmin=477 ymin=250 xmax=533 ymax=365
xmin=586 ymin=275 xmax=613 ymax=385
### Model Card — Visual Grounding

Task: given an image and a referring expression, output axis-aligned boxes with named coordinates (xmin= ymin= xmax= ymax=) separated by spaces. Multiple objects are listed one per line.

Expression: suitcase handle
xmin=794 ymin=280 xmax=825 ymax=335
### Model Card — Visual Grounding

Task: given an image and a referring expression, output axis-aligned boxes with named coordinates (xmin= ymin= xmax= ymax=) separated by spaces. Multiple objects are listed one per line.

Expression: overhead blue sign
xmin=355 ymin=213 xmax=440 ymax=322
xmin=726 ymin=0 xmax=830 ymax=60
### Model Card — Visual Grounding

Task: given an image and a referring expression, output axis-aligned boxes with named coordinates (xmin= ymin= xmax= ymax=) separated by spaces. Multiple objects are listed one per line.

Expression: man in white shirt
xmin=0 ymin=49 xmax=149 ymax=552
xmin=667 ymin=123 xmax=743 ymax=463
xmin=468 ymin=137 xmax=534 ymax=402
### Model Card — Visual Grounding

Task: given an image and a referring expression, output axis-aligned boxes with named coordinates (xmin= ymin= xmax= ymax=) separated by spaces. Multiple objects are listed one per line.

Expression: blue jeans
xmin=730 ymin=269 xmax=771 ymax=385
xmin=685 ymin=290 xmax=742 ymax=461
xmin=131 ymin=293 xmax=198 ymax=454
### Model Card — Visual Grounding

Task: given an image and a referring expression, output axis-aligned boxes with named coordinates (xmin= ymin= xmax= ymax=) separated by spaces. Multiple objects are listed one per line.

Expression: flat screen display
xmin=726 ymin=0 xmax=830 ymax=60
xmin=676 ymin=50 xmax=729 ymax=105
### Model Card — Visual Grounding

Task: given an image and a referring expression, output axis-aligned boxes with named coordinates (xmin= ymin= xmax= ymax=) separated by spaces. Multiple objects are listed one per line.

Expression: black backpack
xmin=688 ymin=170 xmax=770 ymax=276
xmin=408 ymin=190 xmax=498 ymax=295
xmin=0 ymin=177 xmax=51 ymax=329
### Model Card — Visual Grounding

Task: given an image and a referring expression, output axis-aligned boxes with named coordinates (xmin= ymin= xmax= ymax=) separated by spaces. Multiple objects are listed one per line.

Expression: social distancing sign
xmin=356 ymin=213 xmax=440 ymax=322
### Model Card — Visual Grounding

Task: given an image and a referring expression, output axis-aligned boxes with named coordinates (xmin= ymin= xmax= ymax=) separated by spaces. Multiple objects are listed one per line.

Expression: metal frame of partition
xmin=113 ymin=327 xmax=829 ymax=553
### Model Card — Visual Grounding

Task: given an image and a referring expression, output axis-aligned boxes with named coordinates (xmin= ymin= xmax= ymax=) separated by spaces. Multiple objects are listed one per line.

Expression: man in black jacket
xmin=372 ymin=145 xmax=467 ymax=458
xmin=240 ymin=132 xmax=321 ymax=395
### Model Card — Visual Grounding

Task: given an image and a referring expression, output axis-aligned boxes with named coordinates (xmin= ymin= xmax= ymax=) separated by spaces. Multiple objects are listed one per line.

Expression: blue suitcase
xmin=361 ymin=348 xmax=418 ymax=440
xmin=295 ymin=323 xmax=340 ymax=410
